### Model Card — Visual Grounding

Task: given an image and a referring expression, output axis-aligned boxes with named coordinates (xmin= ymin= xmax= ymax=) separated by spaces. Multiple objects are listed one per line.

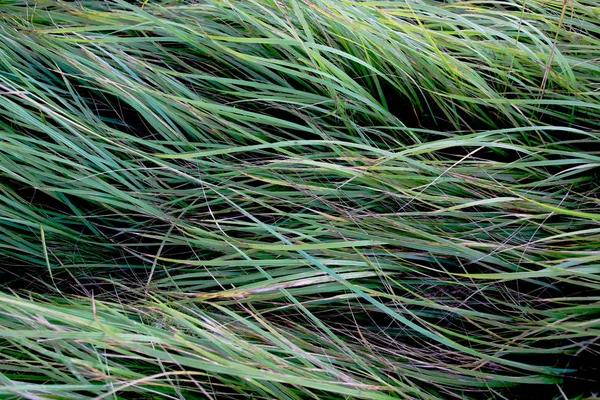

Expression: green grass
xmin=0 ymin=0 xmax=599 ymax=398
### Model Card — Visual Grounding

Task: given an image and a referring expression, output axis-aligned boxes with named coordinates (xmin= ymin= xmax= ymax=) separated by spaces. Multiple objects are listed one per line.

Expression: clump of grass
xmin=0 ymin=0 xmax=599 ymax=399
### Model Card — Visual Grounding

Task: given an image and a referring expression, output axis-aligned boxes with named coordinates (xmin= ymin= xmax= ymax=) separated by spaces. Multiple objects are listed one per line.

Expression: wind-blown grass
xmin=0 ymin=0 xmax=599 ymax=398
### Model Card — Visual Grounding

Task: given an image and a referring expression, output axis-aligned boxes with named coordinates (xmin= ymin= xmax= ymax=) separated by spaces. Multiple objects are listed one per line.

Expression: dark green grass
xmin=0 ymin=0 xmax=599 ymax=399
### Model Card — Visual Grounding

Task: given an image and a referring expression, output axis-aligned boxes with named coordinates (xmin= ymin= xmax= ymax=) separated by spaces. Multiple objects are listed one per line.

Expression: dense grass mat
xmin=0 ymin=0 xmax=598 ymax=398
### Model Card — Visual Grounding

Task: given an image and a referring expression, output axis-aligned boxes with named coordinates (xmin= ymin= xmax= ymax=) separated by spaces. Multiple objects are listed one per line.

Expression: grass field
xmin=0 ymin=0 xmax=599 ymax=398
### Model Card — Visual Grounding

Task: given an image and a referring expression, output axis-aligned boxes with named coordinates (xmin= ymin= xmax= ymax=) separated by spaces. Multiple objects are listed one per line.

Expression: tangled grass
xmin=0 ymin=0 xmax=599 ymax=398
